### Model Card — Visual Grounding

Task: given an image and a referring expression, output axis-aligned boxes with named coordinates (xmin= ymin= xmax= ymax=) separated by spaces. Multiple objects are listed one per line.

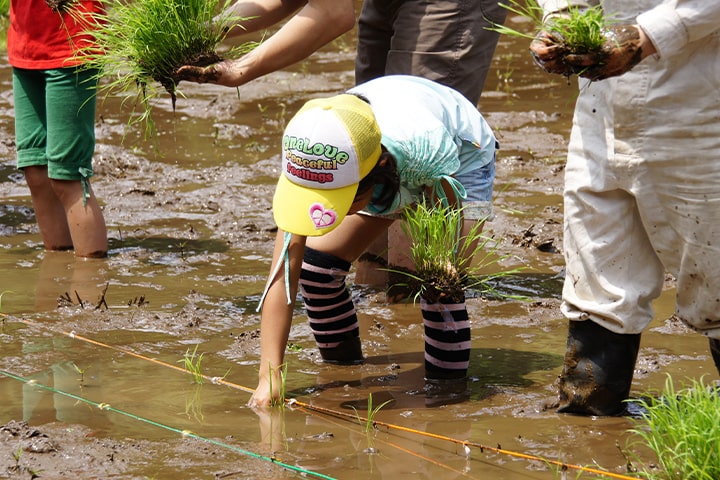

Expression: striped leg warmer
xmin=300 ymin=247 xmax=363 ymax=364
xmin=422 ymin=298 xmax=471 ymax=380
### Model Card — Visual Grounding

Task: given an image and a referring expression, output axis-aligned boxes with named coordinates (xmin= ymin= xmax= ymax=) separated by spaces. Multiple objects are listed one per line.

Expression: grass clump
xmin=396 ymin=202 xmax=525 ymax=304
xmin=488 ymin=0 xmax=609 ymax=72
xmin=80 ymin=0 xmax=258 ymax=137
xmin=627 ymin=375 xmax=720 ymax=479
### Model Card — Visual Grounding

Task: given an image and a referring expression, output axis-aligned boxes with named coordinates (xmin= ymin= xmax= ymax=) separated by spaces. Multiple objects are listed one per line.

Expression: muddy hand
xmin=248 ymin=374 xmax=279 ymax=408
xmin=529 ymin=30 xmax=575 ymax=77
xmin=175 ymin=63 xmax=222 ymax=85
xmin=565 ymin=25 xmax=644 ymax=81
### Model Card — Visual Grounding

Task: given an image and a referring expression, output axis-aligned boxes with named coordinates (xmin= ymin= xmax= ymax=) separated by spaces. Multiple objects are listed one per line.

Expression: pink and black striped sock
xmin=421 ymin=298 xmax=471 ymax=380
xmin=300 ymin=247 xmax=363 ymax=364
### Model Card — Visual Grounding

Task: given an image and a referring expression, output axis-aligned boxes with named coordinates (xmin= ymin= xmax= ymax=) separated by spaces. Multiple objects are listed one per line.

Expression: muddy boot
xmin=709 ymin=338 xmax=720 ymax=374
xmin=557 ymin=320 xmax=640 ymax=416
xmin=424 ymin=376 xmax=469 ymax=408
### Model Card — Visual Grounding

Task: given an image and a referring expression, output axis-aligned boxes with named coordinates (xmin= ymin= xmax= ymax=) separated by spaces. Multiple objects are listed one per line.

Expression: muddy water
xmin=0 ymin=8 xmax=717 ymax=480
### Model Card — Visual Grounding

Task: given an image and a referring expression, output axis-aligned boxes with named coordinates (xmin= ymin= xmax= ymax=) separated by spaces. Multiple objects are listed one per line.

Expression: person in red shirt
xmin=8 ymin=0 xmax=107 ymax=258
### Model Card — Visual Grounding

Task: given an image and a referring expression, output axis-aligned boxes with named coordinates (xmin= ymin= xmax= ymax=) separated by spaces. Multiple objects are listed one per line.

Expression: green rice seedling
xmin=350 ymin=393 xmax=392 ymax=454
xmin=79 ymin=0 xmax=258 ymax=138
xmin=394 ymin=202 xmax=526 ymax=304
xmin=488 ymin=0 xmax=609 ymax=74
xmin=179 ymin=344 xmax=205 ymax=384
xmin=627 ymin=375 xmax=720 ymax=479
xmin=12 ymin=445 xmax=21 ymax=465
xmin=352 ymin=392 xmax=392 ymax=434
xmin=268 ymin=363 xmax=288 ymax=408
xmin=489 ymin=0 xmax=607 ymax=51
xmin=71 ymin=362 xmax=88 ymax=386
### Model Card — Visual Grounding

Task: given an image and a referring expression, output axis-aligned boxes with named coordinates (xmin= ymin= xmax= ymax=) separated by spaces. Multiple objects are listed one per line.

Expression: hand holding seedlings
xmin=529 ymin=30 xmax=579 ymax=76
xmin=176 ymin=59 xmax=236 ymax=87
xmin=530 ymin=23 xmax=657 ymax=80
xmin=176 ymin=0 xmax=355 ymax=89
xmin=45 ymin=0 xmax=74 ymax=12
xmin=565 ymin=25 xmax=655 ymax=80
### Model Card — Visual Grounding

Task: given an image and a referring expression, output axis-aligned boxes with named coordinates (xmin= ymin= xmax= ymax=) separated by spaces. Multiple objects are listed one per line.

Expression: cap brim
xmin=273 ymin=174 xmax=358 ymax=236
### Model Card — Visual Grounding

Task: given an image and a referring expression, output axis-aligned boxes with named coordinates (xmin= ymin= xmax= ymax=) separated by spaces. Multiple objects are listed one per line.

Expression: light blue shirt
xmin=348 ymin=75 xmax=497 ymax=215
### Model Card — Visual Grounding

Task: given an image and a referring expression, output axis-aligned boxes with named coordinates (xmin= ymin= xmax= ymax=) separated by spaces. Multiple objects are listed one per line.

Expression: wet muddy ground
xmin=0 ymin=8 xmax=718 ymax=480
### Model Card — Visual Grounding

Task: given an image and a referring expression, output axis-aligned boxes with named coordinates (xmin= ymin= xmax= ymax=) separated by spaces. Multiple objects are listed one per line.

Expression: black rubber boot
xmin=709 ymin=338 xmax=720 ymax=374
xmin=557 ymin=320 xmax=640 ymax=416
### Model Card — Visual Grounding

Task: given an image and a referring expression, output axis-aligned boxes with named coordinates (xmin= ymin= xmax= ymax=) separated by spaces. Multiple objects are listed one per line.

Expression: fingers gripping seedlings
xmin=268 ymin=363 xmax=288 ymax=408
xmin=46 ymin=0 xmax=76 ymax=13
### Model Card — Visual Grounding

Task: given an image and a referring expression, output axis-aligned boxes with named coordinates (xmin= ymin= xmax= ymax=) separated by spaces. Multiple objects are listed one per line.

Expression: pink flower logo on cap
xmin=309 ymin=203 xmax=337 ymax=229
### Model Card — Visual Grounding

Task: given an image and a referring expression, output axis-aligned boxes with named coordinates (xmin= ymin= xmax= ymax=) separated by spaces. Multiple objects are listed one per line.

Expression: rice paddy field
xmin=0 ymin=3 xmax=717 ymax=479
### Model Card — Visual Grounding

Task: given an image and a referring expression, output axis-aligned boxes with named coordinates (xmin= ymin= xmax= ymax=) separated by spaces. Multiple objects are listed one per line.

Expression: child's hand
xmin=247 ymin=369 xmax=282 ymax=408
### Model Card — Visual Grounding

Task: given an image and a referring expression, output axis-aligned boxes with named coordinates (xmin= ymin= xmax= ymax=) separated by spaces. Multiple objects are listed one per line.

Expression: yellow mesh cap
xmin=273 ymin=94 xmax=382 ymax=236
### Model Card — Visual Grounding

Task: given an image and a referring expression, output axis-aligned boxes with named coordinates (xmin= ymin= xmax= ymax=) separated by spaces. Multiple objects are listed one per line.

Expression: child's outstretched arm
xmin=249 ymin=230 xmax=307 ymax=408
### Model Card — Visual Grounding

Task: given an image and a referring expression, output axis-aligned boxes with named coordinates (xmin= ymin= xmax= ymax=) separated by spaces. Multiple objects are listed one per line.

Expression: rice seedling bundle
xmin=397 ymin=202 xmax=525 ymax=304
xmin=489 ymin=0 xmax=609 ymax=74
xmin=78 ymin=0 xmax=257 ymax=135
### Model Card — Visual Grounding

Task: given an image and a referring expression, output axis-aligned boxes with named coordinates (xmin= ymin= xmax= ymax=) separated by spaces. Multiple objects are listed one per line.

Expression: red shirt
xmin=8 ymin=0 xmax=103 ymax=69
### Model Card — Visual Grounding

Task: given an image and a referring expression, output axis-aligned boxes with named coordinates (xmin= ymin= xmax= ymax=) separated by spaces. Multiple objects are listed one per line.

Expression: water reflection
xmin=34 ymin=252 xmax=108 ymax=312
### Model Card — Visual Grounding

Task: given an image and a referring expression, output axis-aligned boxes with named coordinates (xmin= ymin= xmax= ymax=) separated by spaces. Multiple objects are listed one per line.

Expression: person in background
xmin=354 ymin=0 xmax=507 ymax=104
xmin=530 ymin=0 xmax=720 ymax=416
xmin=248 ymin=75 xmax=497 ymax=407
xmin=8 ymin=0 xmax=107 ymax=258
